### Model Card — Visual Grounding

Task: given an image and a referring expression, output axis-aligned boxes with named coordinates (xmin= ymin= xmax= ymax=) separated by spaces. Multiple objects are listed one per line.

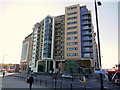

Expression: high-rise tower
xmin=27 ymin=4 xmax=99 ymax=73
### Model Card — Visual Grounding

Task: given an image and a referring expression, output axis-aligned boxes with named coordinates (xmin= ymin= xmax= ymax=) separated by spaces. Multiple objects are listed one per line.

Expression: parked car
xmin=61 ymin=73 xmax=73 ymax=79
xmin=112 ymin=71 xmax=120 ymax=84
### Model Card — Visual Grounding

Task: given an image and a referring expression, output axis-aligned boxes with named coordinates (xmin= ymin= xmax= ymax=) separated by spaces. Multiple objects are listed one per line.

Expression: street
xmin=0 ymin=72 xmax=120 ymax=90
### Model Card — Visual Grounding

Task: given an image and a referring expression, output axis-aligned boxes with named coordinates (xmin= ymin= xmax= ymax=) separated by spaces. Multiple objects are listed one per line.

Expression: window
xmin=82 ymin=31 xmax=91 ymax=35
xmin=83 ymin=47 xmax=91 ymax=52
xmin=67 ymin=36 xmax=78 ymax=40
xmin=83 ymin=36 xmax=92 ymax=40
xmin=83 ymin=53 xmax=90 ymax=57
xmin=67 ymin=31 xmax=77 ymax=35
xmin=61 ymin=56 xmax=64 ymax=58
xmin=67 ymin=47 xmax=78 ymax=51
xmin=67 ymin=21 xmax=77 ymax=25
xmin=34 ymin=29 xmax=38 ymax=34
xmin=61 ymin=46 xmax=64 ymax=49
xmin=67 ymin=12 xmax=77 ymax=15
xmin=67 ymin=42 xmax=78 ymax=45
xmin=61 ymin=42 xmax=64 ymax=44
xmin=67 ymin=16 xmax=77 ymax=20
xmin=67 ymin=26 xmax=77 ymax=30
xmin=67 ymin=53 xmax=78 ymax=56
xmin=67 ymin=6 xmax=77 ymax=10
xmin=83 ymin=42 xmax=92 ymax=46
xmin=82 ymin=16 xmax=90 ymax=19
xmin=82 ymin=26 xmax=90 ymax=29
xmin=61 ymin=37 xmax=64 ymax=40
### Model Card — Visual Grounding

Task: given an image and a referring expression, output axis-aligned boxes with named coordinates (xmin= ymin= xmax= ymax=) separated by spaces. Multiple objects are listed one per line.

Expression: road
xmin=1 ymin=72 xmax=120 ymax=90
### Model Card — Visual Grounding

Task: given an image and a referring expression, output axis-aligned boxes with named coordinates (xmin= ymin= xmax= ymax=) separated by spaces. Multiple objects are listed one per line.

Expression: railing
xmin=83 ymin=43 xmax=92 ymax=46
xmin=9 ymin=74 xmax=86 ymax=89
xmin=82 ymin=37 xmax=92 ymax=41
xmin=82 ymin=32 xmax=92 ymax=35
xmin=8 ymin=74 xmax=118 ymax=90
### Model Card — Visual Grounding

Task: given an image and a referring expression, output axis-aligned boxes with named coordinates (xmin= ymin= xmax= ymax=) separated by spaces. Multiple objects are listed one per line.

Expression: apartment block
xmin=65 ymin=4 xmax=81 ymax=60
xmin=20 ymin=33 xmax=33 ymax=72
xmin=22 ymin=4 xmax=99 ymax=73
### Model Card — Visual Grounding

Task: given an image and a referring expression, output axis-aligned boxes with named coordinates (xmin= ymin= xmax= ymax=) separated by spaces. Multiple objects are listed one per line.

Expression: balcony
xmin=55 ymin=21 xmax=61 ymax=24
xmin=82 ymin=31 xmax=92 ymax=35
xmin=54 ymin=46 xmax=60 ymax=50
xmin=83 ymin=43 xmax=92 ymax=46
xmin=83 ymin=53 xmax=93 ymax=58
xmin=55 ymin=34 xmax=61 ymax=37
xmin=55 ymin=38 xmax=61 ymax=41
xmin=82 ymin=17 xmax=91 ymax=20
xmin=83 ymin=37 xmax=92 ymax=41
xmin=55 ymin=25 xmax=61 ymax=28
xmin=82 ymin=22 xmax=91 ymax=25
xmin=55 ymin=29 xmax=61 ymax=32
xmin=83 ymin=49 xmax=93 ymax=53
xmin=82 ymin=26 xmax=92 ymax=30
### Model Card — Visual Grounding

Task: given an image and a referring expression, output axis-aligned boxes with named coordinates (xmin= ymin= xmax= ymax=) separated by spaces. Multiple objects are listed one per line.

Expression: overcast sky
xmin=0 ymin=0 xmax=119 ymax=69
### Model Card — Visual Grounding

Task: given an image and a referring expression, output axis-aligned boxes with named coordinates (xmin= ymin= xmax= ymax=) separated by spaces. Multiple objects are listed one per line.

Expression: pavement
xmin=0 ymin=72 xmax=47 ymax=89
xmin=2 ymin=76 xmax=47 ymax=88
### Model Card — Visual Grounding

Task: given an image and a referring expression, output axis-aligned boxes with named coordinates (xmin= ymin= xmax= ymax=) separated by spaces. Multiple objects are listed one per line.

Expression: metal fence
xmin=9 ymin=74 xmax=119 ymax=90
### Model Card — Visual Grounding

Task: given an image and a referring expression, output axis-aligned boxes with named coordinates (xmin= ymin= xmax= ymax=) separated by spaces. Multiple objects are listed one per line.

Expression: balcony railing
xmin=83 ymin=43 xmax=92 ymax=46
xmin=55 ymin=34 xmax=61 ymax=37
xmin=83 ymin=49 xmax=93 ymax=52
xmin=82 ymin=17 xmax=91 ymax=20
xmin=82 ymin=26 xmax=92 ymax=30
xmin=82 ymin=22 xmax=91 ymax=25
xmin=83 ymin=37 xmax=92 ymax=41
xmin=82 ymin=32 xmax=92 ymax=35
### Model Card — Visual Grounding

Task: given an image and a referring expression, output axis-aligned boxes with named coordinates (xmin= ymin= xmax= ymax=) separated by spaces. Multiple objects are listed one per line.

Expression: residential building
xmin=20 ymin=33 xmax=33 ymax=72
xmin=24 ymin=4 xmax=99 ymax=73
xmin=65 ymin=4 xmax=99 ymax=70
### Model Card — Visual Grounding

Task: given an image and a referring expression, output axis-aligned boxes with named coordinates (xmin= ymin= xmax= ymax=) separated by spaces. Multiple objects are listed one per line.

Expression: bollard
xmin=55 ymin=79 xmax=57 ymax=90
xmin=70 ymin=83 xmax=72 ymax=90
xmin=36 ymin=79 xmax=38 ymax=83
xmin=35 ymin=79 xmax=37 ymax=84
xmin=84 ymin=85 xmax=86 ymax=90
xmin=46 ymin=80 xmax=47 ymax=86
xmin=52 ymin=80 xmax=53 ymax=88
xmin=40 ymin=80 xmax=41 ymax=85
xmin=60 ymin=81 xmax=62 ymax=90
xmin=100 ymin=73 xmax=104 ymax=90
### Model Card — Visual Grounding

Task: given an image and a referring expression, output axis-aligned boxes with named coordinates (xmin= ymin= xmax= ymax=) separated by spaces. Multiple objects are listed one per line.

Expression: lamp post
xmin=94 ymin=0 xmax=102 ymax=69
xmin=94 ymin=0 xmax=104 ymax=90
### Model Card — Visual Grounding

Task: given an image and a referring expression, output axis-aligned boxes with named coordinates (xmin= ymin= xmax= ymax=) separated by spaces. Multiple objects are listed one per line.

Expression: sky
xmin=0 ymin=0 xmax=119 ymax=69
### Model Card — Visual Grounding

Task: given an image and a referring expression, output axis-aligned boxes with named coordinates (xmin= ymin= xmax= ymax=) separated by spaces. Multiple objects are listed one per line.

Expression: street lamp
xmin=94 ymin=1 xmax=103 ymax=90
xmin=94 ymin=0 xmax=102 ymax=69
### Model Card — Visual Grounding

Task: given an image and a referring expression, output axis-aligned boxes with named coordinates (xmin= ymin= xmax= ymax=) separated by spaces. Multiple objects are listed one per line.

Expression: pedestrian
xmin=28 ymin=74 xmax=34 ymax=90
xmin=3 ymin=71 xmax=5 ymax=77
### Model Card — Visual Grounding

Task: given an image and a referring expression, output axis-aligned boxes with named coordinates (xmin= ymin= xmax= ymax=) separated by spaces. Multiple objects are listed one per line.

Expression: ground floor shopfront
xmin=31 ymin=59 xmax=94 ymax=74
